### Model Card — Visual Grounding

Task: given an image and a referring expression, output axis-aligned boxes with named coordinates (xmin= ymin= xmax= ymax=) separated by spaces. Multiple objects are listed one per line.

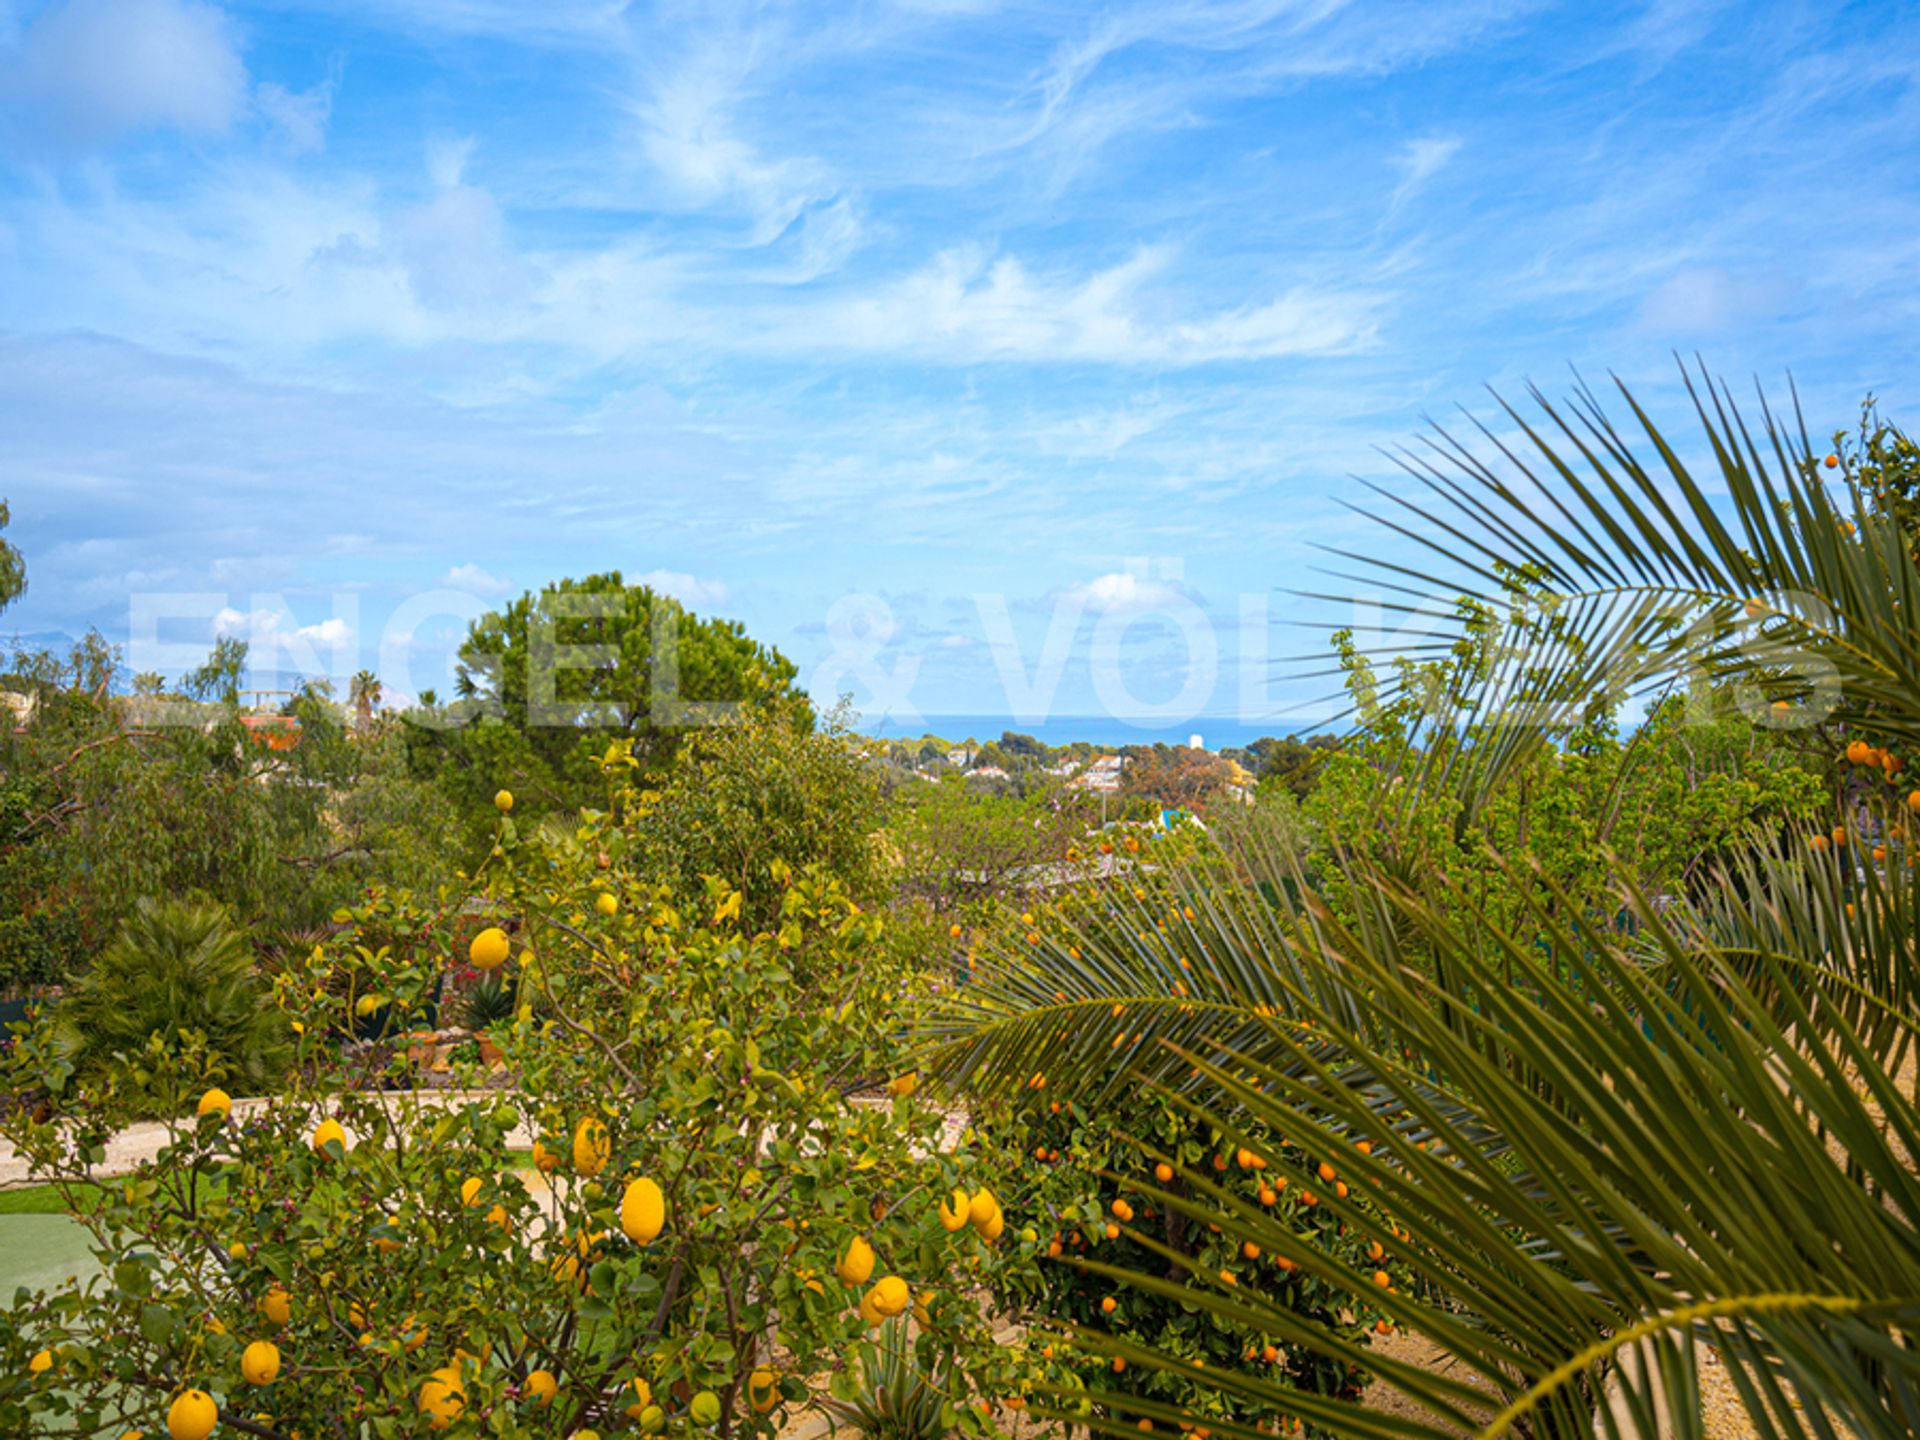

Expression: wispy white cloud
xmin=1385 ymin=134 xmax=1462 ymax=219
xmin=256 ymin=77 xmax=333 ymax=155
xmin=2 ymin=0 xmax=1917 ymax=719
xmin=807 ymin=245 xmax=1382 ymax=364
xmin=1635 ymin=266 xmax=1791 ymax=334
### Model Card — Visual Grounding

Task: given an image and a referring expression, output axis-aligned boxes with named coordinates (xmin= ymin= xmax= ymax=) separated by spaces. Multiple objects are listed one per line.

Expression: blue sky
xmin=0 ymin=0 xmax=1916 ymax=732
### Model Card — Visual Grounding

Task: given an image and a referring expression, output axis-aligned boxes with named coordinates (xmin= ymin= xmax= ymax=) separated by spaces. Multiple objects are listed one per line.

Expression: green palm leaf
xmin=928 ymin=830 xmax=1920 ymax=1438
xmin=1317 ymin=367 xmax=1920 ymax=811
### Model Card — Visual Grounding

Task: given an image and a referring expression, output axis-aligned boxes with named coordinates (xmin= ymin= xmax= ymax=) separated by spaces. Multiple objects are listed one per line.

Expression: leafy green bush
xmin=632 ymin=698 xmax=886 ymax=932
xmin=53 ymin=899 xmax=290 ymax=1107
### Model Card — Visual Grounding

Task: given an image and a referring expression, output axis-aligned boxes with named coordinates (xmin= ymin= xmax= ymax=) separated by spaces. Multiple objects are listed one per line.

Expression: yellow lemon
xmin=353 ymin=993 xmax=385 ymax=1018
xmin=495 ymin=789 xmax=514 ymax=812
xmin=596 ymin=892 xmax=619 ymax=917
xmin=887 ymin=1072 xmax=918 ymax=1098
xmin=196 ymin=1089 xmax=231 ymax=1123
xmin=311 ymin=1119 xmax=347 ymax=1157
xmin=967 ymin=1188 xmax=998 ymax=1229
xmin=460 ymin=1177 xmax=483 ymax=1207
xmin=259 ymin=1287 xmax=292 ymax=1328
xmin=227 ymin=1241 xmax=247 ymax=1260
xmin=938 ymin=1189 xmax=969 ymax=1233
xmin=532 ymin=1140 xmax=561 ymax=1174
xmin=167 ymin=1389 xmax=218 ymax=1440
xmin=624 ymin=1378 xmax=654 ymax=1420
xmin=620 ymin=1177 xmax=665 ymax=1245
xmin=837 ymin=1235 xmax=875 ymax=1286
xmin=690 ymin=1391 xmax=722 ymax=1426
xmin=486 ymin=1203 xmax=512 ymax=1234
xmin=241 ymin=1340 xmax=281 ymax=1386
xmin=401 ymin=1317 xmax=428 ymax=1353
xmin=867 ymin=1275 xmax=910 ymax=1318
xmin=469 ymin=927 xmax=511 ymax=972
xmin=28 ymin=1349 xmax=53 ymax=1375
xmin=420 ymin=1363 xmax=465 ymax=1430
xmin=857 ymin=1291 xmax=884 ymax=1326
xmin=524 ymin=1368 xmax=558 ymax=1406
xmin=748 ymin=1368 xmax=779 ymax=1412
xmin=573 ymin=1116 xmax=610 ymax=1176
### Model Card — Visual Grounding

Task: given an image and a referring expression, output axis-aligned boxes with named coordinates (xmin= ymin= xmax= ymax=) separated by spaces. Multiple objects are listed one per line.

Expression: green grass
xmin=0 ymin=1167 xmax=236 ymax=1215
xmin=0 ymin=1182 xmax=95 ymax=1214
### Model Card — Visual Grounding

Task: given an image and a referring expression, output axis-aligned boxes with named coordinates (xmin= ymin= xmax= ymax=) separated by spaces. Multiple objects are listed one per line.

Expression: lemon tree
xmin=0 ymin=757 xmax=1054 ymax=1439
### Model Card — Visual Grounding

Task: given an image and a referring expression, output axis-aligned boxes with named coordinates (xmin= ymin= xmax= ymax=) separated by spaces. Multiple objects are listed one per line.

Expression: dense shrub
xmin=632 ymin=699 xmax=886 ymax=932
xmin=981 ymin=1092 xmax=1402 ymax=1435
xmin=52 ymin=899 xmax=290 ymax=1109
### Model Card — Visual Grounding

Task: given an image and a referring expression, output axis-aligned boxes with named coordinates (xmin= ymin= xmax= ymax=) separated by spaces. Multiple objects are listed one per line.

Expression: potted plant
xmin=459 ymin=974 xmax=518 ymax=1066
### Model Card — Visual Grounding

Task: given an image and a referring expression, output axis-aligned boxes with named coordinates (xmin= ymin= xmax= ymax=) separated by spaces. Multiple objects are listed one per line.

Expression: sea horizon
xmin=855 ymin=712 xmax=1323 ymax=752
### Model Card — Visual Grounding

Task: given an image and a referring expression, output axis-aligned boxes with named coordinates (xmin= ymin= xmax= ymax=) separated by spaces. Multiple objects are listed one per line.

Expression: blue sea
xmin=857 ymin=712 xmax=1316 ymax=752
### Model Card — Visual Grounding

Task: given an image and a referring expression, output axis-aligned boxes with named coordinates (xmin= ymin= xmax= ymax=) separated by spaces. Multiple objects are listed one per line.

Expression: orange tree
xmin=0 ymin=760 xmax=1060 ymax=1439
xmin=931 ymin=835 xmax=1405 ymax=1439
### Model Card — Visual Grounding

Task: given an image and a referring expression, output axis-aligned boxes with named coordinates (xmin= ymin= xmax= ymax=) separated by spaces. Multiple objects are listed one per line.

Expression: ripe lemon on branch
xmin=573 ymin=1117 xmax=610 ymax=1176
xmin=620 ymin=1177 xmax=666 ymax=1244
xmin=469 ymin=927 xmax=511 ymax=972
xmin=838 ymin=1235 xmax=875 ymax=1286
xmin=240 ymin=1340 xmax=281 ymax=1386
xmin=167 ymin=1389 xmax=218 ymax=1440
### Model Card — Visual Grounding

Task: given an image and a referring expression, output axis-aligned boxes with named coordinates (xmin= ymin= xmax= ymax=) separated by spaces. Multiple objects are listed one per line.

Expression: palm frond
xmin=928 ymin=825 xmax=1920 ymax=1439
xmin=1328 ymin=365 xmax=1920 ymax=810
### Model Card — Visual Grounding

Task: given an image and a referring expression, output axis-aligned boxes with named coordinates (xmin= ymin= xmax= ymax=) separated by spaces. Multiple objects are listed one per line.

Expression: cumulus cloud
xmin=1058 ymin=571 xmax=1188 ymax=614
xmin=3 ymin=0 xmax=249 ymax=147
xmin=635 ymin=569 xmax=730 ymax=609
xmin=439 ymin=563 xmax=513 ymax=597
xmin=394 ymin=142 xmax=538 ymax=311
xmin=214 ymin=606 xmax=351 ymax=645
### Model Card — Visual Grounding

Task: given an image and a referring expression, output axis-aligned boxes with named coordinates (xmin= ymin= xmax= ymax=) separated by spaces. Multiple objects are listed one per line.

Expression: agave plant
xmin=458 ymin=972 xmax=519 ymax=1031
xmin=819 ymin=1316 xmax=961 ymax=1440
xmin=925 ymin=370 xmax=1920 ymax=1438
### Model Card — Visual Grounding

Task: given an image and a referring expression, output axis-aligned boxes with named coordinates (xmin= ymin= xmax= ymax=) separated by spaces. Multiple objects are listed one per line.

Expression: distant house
xmin=1069 ymin=754 xmax=1124 ymax=794
xmin=1 ymin=689 xmax=35 ymax=732
xmin=970 ymin=765 xmax=1011 ymax=780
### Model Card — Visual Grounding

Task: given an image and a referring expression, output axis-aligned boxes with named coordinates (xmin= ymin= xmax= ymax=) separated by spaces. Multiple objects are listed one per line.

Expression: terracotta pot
xmin=478 ymin=1035 xmax=504 ymax=1067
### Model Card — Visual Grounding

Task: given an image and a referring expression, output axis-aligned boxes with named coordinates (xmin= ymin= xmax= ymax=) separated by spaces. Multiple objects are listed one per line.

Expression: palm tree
xmin=926 ymin=367 xmax=1920 ymax=1438
xmin=349 ymin=668 xmax=383 ymax=731
xmin=58 ymin=899 xmax=291 ymax=1110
